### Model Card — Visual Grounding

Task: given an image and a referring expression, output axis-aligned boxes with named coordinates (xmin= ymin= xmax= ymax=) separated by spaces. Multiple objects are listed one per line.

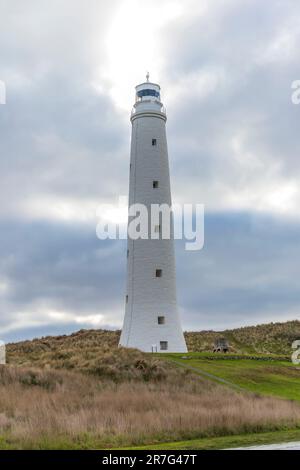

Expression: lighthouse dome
xmin=132 ymin=74 xmax=165 ymax=116
xmin=135 ymin=82 xmax=160 ymax=101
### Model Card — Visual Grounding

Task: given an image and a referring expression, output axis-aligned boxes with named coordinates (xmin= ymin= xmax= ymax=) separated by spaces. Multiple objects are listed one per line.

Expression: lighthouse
xmin=119 ymin=75 xmax=187 ymax=353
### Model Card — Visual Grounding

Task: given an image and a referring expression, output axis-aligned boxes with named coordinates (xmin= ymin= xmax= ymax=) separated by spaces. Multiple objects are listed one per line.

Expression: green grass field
xmin=122 ymin=352 xmax=300 ymax=449
xmin=161 ymin=353 xmax=300 ymax=401
xmin=123 ymin=428 xmax=300 ymax=450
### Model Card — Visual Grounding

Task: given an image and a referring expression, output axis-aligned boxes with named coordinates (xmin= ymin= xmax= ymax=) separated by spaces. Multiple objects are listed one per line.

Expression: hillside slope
xmin=6 ymin=329 xmax=168 ymax=382
xmin=3 ymin=322 xmax=300 ymax=449
xmin=6 ymin=320 xmax=300 ymax=361
xmin=185 ymin=320 xmax=300 ymax=355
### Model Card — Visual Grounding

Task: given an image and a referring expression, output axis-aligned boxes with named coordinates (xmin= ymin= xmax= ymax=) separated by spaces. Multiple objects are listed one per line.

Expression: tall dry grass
xmin=0 ymin=365 xmax=299 ymax=448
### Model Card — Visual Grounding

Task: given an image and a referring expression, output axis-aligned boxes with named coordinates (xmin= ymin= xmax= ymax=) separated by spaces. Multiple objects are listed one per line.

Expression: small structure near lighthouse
xmin=213 ymin=338 xmax=229 ymax=353
xmin=119 ymin=75 xmax=187 ymax=353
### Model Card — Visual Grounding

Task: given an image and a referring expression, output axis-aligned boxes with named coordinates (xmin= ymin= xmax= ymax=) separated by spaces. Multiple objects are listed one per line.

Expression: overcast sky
xmin=0 ymin=0 xmax=300 ymax=342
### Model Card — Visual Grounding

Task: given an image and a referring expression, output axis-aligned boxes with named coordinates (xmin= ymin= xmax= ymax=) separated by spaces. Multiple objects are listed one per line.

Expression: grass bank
xmin=162 ymin=354 xmax=300 ymax=401
xmin=1 ymin=364 xmax=300 ymax=449
xmin=123 ymin=428 xmax=300 ymax=450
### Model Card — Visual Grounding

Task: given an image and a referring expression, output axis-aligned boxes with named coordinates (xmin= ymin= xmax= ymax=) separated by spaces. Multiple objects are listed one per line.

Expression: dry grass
xmin=3 ymin=325 xmax=300 ymax=448
xmin=7 ymin=331 xmax=168 ymax=382
xmin=7 ymin=320 xmax=300 ymax=365
xmin=186 ymin=320 xmax=300 ymax=354
xmin=0 ymin=365 xmax=300 ymax=449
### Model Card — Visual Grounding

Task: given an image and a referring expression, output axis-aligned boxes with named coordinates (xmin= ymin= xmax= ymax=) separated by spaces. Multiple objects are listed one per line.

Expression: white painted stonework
xmin=119 ymin=79 xmax=187 ymax=353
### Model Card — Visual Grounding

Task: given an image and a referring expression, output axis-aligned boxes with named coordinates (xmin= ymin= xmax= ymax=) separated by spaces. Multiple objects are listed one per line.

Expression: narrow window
xmin=158 ymin=316 xmax=165 ymax=325
xmin=126 ymin=295 xmax=128 ymax=303
xmin=154 ymin=224 xmax=160 ymax=233
xmin=155 ymin=269 xmax=162 ymax=278
xmin=127 ymin=249 xmax=129 ymax=258
xmin=152 ymin=138 xmax=157 ymax=146
xmin=160 ymin=341 xmax=168 ymax=351
xmin=153 ymin=180 xmax=159 ymax=188
xmin=130 ymin=163 xmax=132 ymax=170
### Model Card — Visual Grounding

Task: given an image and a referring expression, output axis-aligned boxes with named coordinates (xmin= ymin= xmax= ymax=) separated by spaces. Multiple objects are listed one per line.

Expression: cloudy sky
xmin=0 ymin=0 xmax=300 ymax=342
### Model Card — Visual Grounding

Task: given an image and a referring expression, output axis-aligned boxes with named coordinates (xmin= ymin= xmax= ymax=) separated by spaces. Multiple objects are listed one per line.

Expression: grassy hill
xmin=6 ymin=329 xmax=166 ymax=382
xmin=1 ymin=320 xmax=300 ymax=449
xmin=185 ymin=320 xmax=300 ymax=355
xmin=7 ymin=320 xmax=300 ymax=365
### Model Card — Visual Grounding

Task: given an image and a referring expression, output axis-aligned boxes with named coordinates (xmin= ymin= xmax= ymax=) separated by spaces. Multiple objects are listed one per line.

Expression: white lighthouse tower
xmin=119 ymin=75 xmax=187 ymax=353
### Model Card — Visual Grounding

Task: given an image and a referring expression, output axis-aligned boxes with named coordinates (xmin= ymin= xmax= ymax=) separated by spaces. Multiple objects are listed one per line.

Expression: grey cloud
xmin=0 ymin=219 xmax=126 ymax=311
xmin=161 ymin=0 xmax=300 ymax=211
xmin=0 ymin=0 xmax=299 ymax=340
xmin=177 ymin=212 xmax=300 ymax=330
xmin=0 ymin=213 xmax=300 ymax=341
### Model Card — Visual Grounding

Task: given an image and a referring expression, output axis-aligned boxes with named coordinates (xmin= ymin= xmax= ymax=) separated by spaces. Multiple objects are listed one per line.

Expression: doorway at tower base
xmin=119 ymin=334 xmax=188 ymax=354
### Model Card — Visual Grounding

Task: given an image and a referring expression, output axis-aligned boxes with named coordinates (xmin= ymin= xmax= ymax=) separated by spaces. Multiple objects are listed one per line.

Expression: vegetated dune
xmin=2 ymin=323 xmax=300 ymax=448
xmin=185 ymin=320 xmax=300 ymax=354
xmin=7 ymin=320 xmax=300 ymax=364
xmin=7 ymin=331 xmax=166 ymax=382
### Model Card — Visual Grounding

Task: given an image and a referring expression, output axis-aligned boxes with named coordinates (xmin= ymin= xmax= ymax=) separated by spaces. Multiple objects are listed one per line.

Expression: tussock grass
xmin=3 ymin=324 xmax=300 ymax=448
xmin=7 ymin=330 xmax=168 ymax=382
xmin=7 ymin=320 xmax=300 ymax=363
xmin=0 ymin=364 xmax=300 ymax=449
xmin=186 ymin=320 xmax=300 ymax=354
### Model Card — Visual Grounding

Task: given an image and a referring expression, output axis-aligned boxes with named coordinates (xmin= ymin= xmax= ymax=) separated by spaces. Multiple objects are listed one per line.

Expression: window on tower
xmin=160 ymin=341 xmax=168 ymax=350
xmin=153 ymin=180 xmax=159 ymax=188
xmin=152 ymin=139 xmax=157 ymax=146
xmin=158 ymin=316 xmax=165 ymax=325
xmin=155 ymin=269 xmax=162 ymax=278
xmin=126 ymin=295 xmax=128 ymax=303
